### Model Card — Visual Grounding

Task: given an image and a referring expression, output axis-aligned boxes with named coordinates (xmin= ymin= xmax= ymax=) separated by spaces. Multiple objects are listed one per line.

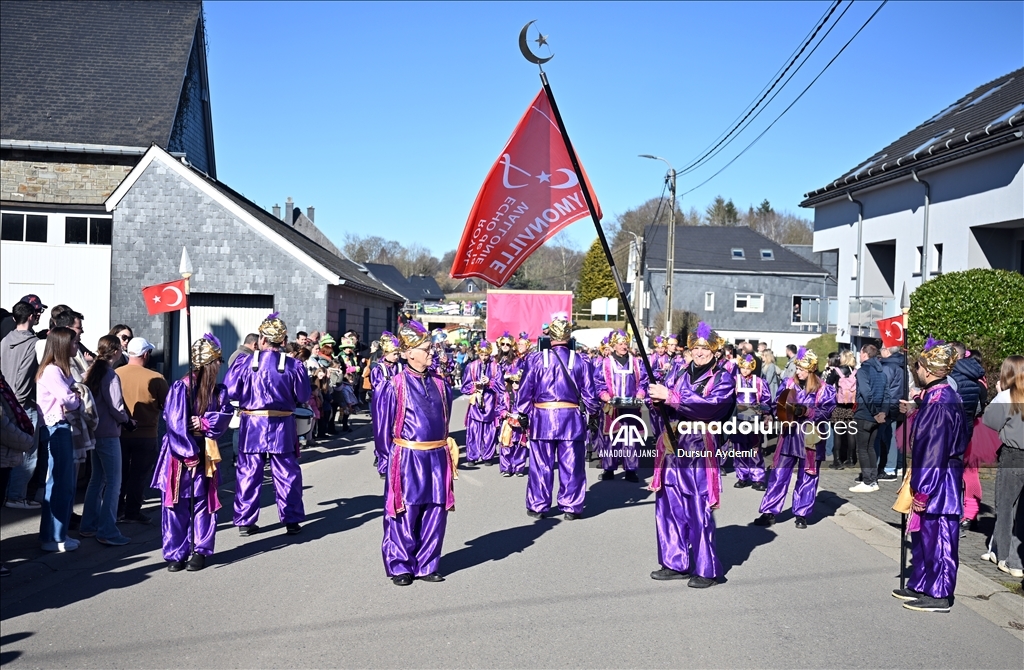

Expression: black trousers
xmin=118 ymin=436 xmax=159 ymax=517
xmin=854 ymin=419 xmax=880 ymax=485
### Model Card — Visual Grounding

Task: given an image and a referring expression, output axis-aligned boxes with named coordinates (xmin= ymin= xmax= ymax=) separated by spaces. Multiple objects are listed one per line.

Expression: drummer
xmin=731 ymin=354 xmax=771 ymax=491
xmin=595 ymin=329 xmax=649 ymax=483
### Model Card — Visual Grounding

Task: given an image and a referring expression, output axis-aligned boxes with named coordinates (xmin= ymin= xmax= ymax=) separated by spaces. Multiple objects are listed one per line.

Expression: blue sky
xmin=205 ymin=1 xmax=1023 ymax=257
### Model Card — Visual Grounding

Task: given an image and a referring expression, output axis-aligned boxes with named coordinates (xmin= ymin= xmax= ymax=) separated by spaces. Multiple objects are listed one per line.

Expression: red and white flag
xmin=141 ymin=279 xmax=188 ymax=315
xmin=450 ymin=88 xmax=602 ymax=286
xmin=877 ymin=315 xmax=906 ymax=348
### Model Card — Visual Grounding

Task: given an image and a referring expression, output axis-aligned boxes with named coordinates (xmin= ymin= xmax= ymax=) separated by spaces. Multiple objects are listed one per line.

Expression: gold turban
xmin=548 ymin=312 xmax=572 ymax=341
xmin=687 ymin=322 xmax=725 ymax=352
xmin=190 ymin=334 xmax=222 ymax=368
xmin=920 ymin=337 xmax=958 ymax=376
xmin=737 ymin=354 xmax=758 ymax=371
xmin=794 ymin=347 xmax=818 ymax=371
xmin=398 ymin=320 xmax=430 ymax=351
xmin=379 ymin=331 xmax=400 ymax=354
xmin=259 ymin=312 xmax=287 ymax=344
xmin=608 ymin=329 xmax=631 ymax=346
xmin=496 ymin=332 xmax=514 ymax=347
xmin=476 ymin=340 xmax=493 ymax=355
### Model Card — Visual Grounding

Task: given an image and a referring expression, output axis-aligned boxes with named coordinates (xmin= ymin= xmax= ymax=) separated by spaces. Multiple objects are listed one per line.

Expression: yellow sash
xmin=393 ymin=437 xmax=460 ymax=480
xmin=240 ymin=409 xmax=294 ymax=417
xmin=535 ymin=402 xmax=578 ymax=410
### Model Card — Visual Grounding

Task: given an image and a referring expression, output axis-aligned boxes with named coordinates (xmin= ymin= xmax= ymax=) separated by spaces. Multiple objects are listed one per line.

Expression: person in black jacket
xmin=850 ymin=344 xmax=890 ymax=492
xmin=877 ymin=346 xmax=907 ymax=480
xmin=948 ymin=342 xmax=986 ymax=441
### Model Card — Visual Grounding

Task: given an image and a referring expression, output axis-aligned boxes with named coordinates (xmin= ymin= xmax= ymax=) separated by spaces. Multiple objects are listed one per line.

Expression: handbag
xmin=892 ymin=468 xmax=913 ymax=514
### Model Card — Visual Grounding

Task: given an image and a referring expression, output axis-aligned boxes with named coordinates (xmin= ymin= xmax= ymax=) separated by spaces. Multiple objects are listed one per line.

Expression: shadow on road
xmin=0 ymin=631 xmax=32 ymax=665
xmin=584 ymin=471 xmax=655 ymax=518
xmin=442 ymin=517 xmax=562 ymax=575
xmin=717 ymin=523 xmax=777 ymax=575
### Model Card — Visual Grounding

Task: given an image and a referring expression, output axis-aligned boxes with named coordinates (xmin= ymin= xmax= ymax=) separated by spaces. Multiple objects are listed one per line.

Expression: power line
xmin=680 ymin=0 xmax=889 ymax=198
xmin=677 ymin=0 xmax=842 ymax=174
xmin=677 ymin=0 xmax=854 ymax=178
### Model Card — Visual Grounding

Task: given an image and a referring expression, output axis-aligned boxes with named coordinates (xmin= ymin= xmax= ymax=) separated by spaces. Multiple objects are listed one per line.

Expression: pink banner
xmin=486 ymin=290 xmax=572 ymax=343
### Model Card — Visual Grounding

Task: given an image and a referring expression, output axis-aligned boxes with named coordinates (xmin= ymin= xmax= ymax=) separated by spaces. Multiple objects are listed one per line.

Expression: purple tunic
xmin=730 ymin=373 xmax=772 ymax=484
xmin=461 ymin=358 xmax=502 ymax=462
xmin=371 ymin=359 xmax=401 ymax=474
xmin=652 ymin=363 xmax=735 ymax=578
xmin=377 ymin=368 xmax=454 ymax=577
xmin=496 ymin=360 xmax=528 ymax=475
xmin=758 ymin=377 xmax=836 ymax=518
xmin=594 ymin=354 xmax=649 ymax=472
xmin=515 ymin=345 xmax=600 ymax=514
xmin=907 ymin=381 xmax=966 ymax=599
xmin=152 ymin=379 xmax=232 ymax=561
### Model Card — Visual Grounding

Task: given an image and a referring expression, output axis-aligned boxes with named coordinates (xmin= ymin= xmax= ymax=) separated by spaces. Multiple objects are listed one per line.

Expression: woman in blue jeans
xmin=35 ymin=327 xmax=81 ymax=552
xmin=80 ymin=335 xmax=132 ymax=546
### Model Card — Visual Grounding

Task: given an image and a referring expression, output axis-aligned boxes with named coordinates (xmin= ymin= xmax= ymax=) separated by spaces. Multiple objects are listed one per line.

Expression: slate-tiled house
xmin=804 ymin=68 xmax=1024 ymax=344
xmin=643 ymin=226 xmax=836 ymax=350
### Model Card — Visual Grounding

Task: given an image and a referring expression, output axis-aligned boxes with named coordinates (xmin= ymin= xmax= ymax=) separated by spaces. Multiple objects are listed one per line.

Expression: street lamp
xmin=639 ymin=155 xmax=677 ymax=336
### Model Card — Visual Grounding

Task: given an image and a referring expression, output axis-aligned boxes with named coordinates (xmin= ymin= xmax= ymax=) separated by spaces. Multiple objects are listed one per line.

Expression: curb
xmin=819 ymin=491 xmax=1024 ymax=641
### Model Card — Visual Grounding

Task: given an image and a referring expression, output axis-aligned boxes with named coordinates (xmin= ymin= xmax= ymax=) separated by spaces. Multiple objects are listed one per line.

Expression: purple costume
xmin=595 ymin=354 xmax=649 ymax=473
xmin=225 ymin=350 xmax=312 ymax=527
xmin=461 ymin=358 xmax=502 ymax=463
xmin=515 ymin=345 xmax=600 ymax=514
xmin=758 ymin=378 xmax=836 ymax=518
xmin=731 ymin=373 xmax=771 ymax=484
xmin=497 ymin=358 xmax=528 ymax=475
xmin=907 ymin=381 xmax=967 ymax=599
xmin=371 ymin=359 xmax=401 ymax=475
xmin=377 ymin=368 xmax=455 ymax=577
xmin=651 ymin=363 xmax=735 ymax=579
xmin=152 ymin=380 xmax=233 ymax=561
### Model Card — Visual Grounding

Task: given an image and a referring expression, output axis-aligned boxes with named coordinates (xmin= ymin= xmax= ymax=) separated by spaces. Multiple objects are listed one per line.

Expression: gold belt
xmin=394 ymin=438 xmax=448 ymax=450
xmin=240 ymin=410 xmax=294 ymax=417
xmin=535 ymin=402 xmax=578 ymax=409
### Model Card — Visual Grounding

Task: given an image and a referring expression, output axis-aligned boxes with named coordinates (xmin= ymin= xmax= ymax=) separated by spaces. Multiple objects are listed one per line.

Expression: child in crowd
xmin=336 ymin=372 xmax=359 ymax=432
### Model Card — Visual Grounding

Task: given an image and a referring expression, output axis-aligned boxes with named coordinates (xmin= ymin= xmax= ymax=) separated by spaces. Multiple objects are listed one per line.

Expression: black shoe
xmin=238 ymin=524 xmax=259 ymax=537
xmin=286 ymin=523 xmax=301 ymax=535
xmin=380 ymin=473 xmax=386 ymax=479
xmin=624 ymin=471 xmax=639 ymax=483
xmin=186 ymin=553 xmax=206 ymax=572
xmin=878 ymin=471 xmax=898 ymax=482
xmin=167 ymin=560 xmax=187 ymax=573
xmin=392 ymin=573 xmax=414 ymax=586
xmin=418 ymin=573 xmax=445 ymax=582
xmin=650 ymin=567 xmax=687 ymax=581
xmin=119 ymin=512 xmax=151 ymax=525
xmin=687 ymin=576 xmax=716 ymax=589
xmin=753 ymin=513 xmax=775 ymax=527
xmin=527 ymin=510 xmax=543 ymax=519
xmin=734 ymin=480 xmax=751 ymax=489
xmin=563 ymin=512 xmax=581 ymax=521
xmin=751 ymin=482 xmax=767 ymax=492
xmin=902 ymin=595 xmax=951 ymax=613
xmin=828 ymin=461 xmax=845 ymax=470
xmin=600 ymin=470 xmax=615 ymax=481
xmin=892 ymin=587 xmax=924 ymax=601
xmin=501 ymin=472 xmax=512 ymax=478
xmin=795 ymin=516 xmax=808 ymax=529
xmin=483 ymin=460 xmax=493 ymax=466
xmin=515 ymin=471 xmax=526 ymax=477
xmin=854 ymin=473 xmax=863 ymax=483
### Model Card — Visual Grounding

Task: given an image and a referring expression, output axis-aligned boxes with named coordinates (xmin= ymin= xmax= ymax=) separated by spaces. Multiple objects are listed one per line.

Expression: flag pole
xmin=521 ymin=27 xmax=677 ymax=451
xmin=179 ymin=247 xmax=197 ymax=560
xmin=899 ymin=282 xmax=910 ymax=590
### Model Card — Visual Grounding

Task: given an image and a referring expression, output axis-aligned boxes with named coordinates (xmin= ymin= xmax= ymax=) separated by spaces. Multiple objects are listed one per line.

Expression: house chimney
xmin=307 ymin=206 xmax=315 ymax=223
xmin=285 ymin=197 xmax=293 ymax=224
xmin=272 ymin=204 xmax=281 ymax=219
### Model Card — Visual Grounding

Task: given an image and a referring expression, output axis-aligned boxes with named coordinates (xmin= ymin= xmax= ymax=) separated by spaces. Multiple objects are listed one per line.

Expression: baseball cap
xmin=126 ymin=337 xmax=155 ymax=357
xmin=19 ymin=294 xmax=47 ymax=311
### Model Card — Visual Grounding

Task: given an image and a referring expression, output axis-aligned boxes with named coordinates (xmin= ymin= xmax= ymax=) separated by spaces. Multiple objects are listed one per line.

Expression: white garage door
xmin=172 ymin=293 xmax=274 ymax=381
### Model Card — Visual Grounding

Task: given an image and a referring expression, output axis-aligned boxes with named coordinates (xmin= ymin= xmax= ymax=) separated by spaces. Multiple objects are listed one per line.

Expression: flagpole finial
xmin=179 ymin=247 xmax=193 ymax=279
xmin=900 ymin=281 xmax=910 ymax=311
xmin=519 ymin=21 xmax=553 ymax=67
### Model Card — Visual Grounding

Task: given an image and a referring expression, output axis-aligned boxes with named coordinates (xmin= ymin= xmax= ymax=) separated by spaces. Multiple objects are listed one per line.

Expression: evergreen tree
xmin=575 ymin=239 xmax=618 ymax=315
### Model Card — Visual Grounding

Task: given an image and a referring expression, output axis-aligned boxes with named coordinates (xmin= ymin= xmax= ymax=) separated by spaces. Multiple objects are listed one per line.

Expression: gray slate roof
xmin=407 ymin=275 xmax=446 ymax=301
xmin=363 ymin=263 xmax=416 ymax=301
xmin=0 ymin=0 xmax=201 ymax=146
xmin=644 ymin=225 xmax=829 ymax=275
xmin=193 ymin=173 xmax=404 ymax=302
xmin=801 ymin=68 xmax=1024 ymax=206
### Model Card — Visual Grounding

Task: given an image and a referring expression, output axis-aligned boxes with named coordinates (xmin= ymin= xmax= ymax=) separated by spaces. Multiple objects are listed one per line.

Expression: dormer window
xmin=731 ymin=248 xmax=745 ymax=260
xmin=760 ymin=249 xmax=774 ymax=260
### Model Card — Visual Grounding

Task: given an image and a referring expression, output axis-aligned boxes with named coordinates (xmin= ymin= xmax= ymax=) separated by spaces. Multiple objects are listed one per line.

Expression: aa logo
xmin=608 ymin=414 xmax=649 ymax=448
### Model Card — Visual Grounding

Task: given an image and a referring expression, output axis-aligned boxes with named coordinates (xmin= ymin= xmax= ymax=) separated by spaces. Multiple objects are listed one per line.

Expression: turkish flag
xmin=877 ymin=315 xmax=906 ymax=348
xmin=141 ymin=279 xmax=188 ymax=315
xmin=450 ymin=88 xmax=602 ymax=286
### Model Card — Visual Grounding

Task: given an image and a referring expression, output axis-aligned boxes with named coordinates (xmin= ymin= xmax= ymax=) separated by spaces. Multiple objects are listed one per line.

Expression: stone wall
xmin=1 ymin=159 xmax=132 ymax=204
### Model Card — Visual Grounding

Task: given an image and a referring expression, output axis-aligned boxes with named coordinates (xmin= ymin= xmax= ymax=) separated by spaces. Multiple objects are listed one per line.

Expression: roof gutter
xmin=0 ymin=139 xmax=155 ymax=155
xmin=911 ymin=170 xmax=931 ymax=283
xmin=847 ymin=191 xmax=864 ymax=299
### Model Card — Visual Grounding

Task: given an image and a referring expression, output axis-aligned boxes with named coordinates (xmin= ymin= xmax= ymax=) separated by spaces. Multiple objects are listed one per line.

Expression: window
xmin=791 ymin=295 xmax=819 ymax=324
xmin=337 ymin=309 xmax=347 ymax=340
xmin=1 ymin=213 xmax=48 ymax=242
xmin=851 ymin=254 xmax=858 ymax=280
xmin=933 ymin=244 xmax=943 ymax=275
xmin=760 ymin=249 xmax=774 ymax=260
xmin=734 ymin=293 xmax=764 ymax=312
xmin=704 ymin=291 xmax=714 ymax=311
xmin=65 ymin=216 xmax=112 ymax=245
xmin=731 ymin=248 xmax=745 ymax=260
xmin=915 ymin=246 xmax=923 ymax=276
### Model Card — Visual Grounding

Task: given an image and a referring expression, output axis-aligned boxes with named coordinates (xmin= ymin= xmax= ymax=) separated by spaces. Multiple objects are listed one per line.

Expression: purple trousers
xmin=527 ymin=439 xmax=586 ymax=514
xmin=382 ymin=503 xmax=447 ymax=577
xmin=907 ymin=514 xmax=959 ymax=599
xmin=161 ymin=470 xmax=216 ymax=561
xmin=654 ymin=481 xmax=722 ymax=579
xmin=732 ymin=434 xmax=765 ymax=484
xmin=759 ymin=453 xmax=818 ymax=518
xmin=234 ymin=451 xmax=305 ymax=527
xmin=499 ymin=443 xmax=528 ymax=474
xmin=466 ymin=420 xmax=497 ymax=462
xmin=598 ymin=414 xmax=640 ymax=472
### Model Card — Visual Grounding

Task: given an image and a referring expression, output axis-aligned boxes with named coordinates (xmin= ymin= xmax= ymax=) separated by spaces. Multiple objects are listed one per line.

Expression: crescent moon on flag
xmin=550 ymin=168 xmax=579 ymax=189
xmin=162 ymin=285 xmax=184 ymax=308
xmin=519 ymin=21 xmax=553 ymax=65
xmin=891 ymin=321 xmax=904 ymax=341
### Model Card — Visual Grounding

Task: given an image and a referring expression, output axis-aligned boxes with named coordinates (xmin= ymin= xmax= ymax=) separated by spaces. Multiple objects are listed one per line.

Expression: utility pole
xmin=640 ymin=155 xmax=677 ymax=335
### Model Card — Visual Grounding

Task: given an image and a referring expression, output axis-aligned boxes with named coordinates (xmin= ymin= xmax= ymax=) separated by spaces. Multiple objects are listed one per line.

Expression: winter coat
xmin=1 ymin=390 xmax=34 ymax=468
xmin=879 ymin=351 xmax=907 ymax=415
xmin=950 ymin=355 xmax=986 ymax=439
xmin=854 ymin=357 xmax=890 ymax=422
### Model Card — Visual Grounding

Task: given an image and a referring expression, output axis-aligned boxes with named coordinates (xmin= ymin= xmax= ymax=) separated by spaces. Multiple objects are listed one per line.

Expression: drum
xmin=294 ymin=405 xmax=315 ymax=435
xmin=735 ymin=404 xmax=760 ymax=424
xmin=610 ymin=396 xmax=642 ymax=409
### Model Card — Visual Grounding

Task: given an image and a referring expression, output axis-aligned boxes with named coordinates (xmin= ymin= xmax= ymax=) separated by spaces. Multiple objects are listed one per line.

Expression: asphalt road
xmin=1 ymin=396 xmax=1021 ymax=669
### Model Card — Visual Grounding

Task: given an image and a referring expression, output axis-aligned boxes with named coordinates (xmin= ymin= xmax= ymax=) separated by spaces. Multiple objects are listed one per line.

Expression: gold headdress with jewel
xmin=398 ymin=320 xmax=430 ymax=351
xmin=737 ymin=354 xmax=758 ymax=371
xmin=920 ymin=337 xmax=958 ymax=376
xmin=687 ymin=322 xmax=725 ymax=352
xmin=259 ymin=312 xmax=287 ymax=344
xmin=548 ymin=312 xmax=572 ymax=341
xmin=190 ymin=333 xmax=222 ymax=368
xmin=608 ymin=329 xmax=631 ymax=346
xmin=379 ymin=331 xmax=400 ymax=354
xmin=793 ymin=347 xmax=818 ymax=371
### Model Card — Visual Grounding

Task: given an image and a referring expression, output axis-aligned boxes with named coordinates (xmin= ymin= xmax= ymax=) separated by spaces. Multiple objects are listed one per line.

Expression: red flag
xmin=876 ymin=315 xmax=906 ymax=348
xmin=141 ymin=279 xmax=188 ymax=315
xmin=451 ymin=88 xmax=602 ymax=286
